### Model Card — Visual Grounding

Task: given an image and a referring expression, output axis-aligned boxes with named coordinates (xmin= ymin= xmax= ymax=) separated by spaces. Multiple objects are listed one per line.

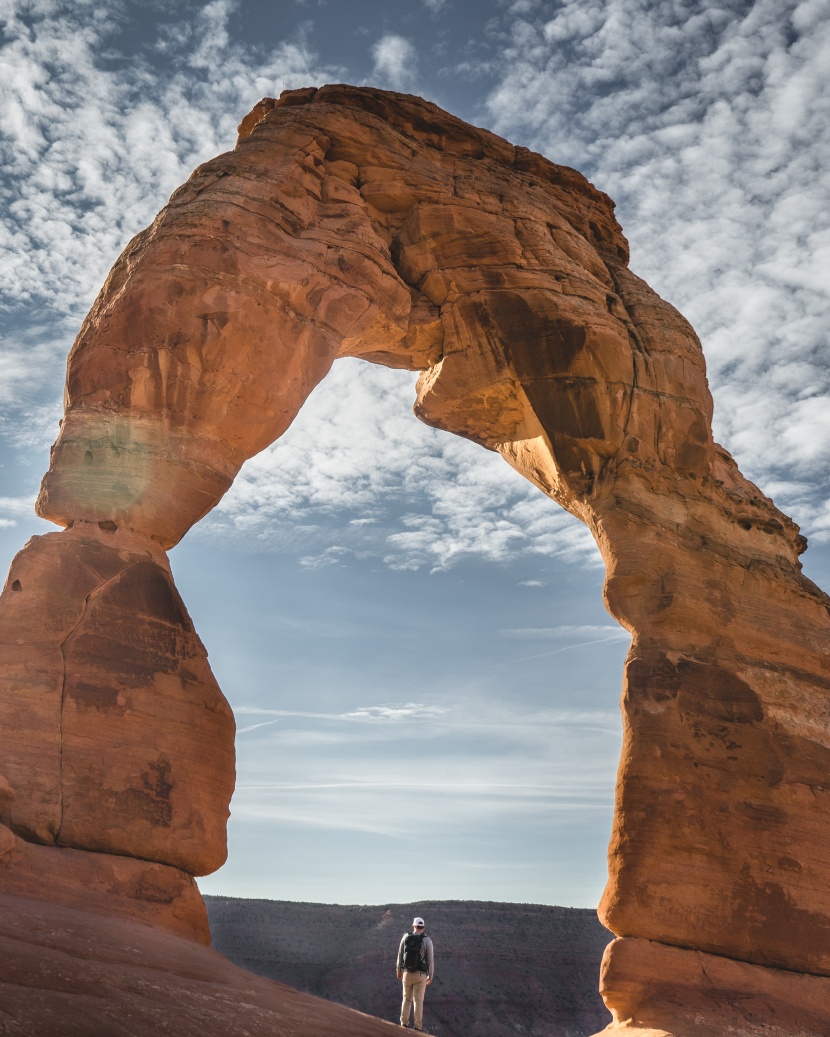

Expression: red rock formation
xmin=0 ymin=523 xmax=234 ymax=876
xmin=0 ymin=827 xmax=210 ymax=943
xmin=600 ymin=937 xmax=830 ymax=1037
xmin=3 ymin=84 xmax=830 ymax=1035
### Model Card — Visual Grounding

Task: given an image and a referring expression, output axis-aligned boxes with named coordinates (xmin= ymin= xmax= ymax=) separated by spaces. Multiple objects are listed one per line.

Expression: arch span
xmin=2 ymin=86 xmax=830 ymax=1036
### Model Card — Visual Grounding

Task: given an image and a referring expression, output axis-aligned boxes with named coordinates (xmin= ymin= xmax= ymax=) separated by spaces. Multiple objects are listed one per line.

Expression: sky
xmin=0 ymin=0 xmax=828 ymax=909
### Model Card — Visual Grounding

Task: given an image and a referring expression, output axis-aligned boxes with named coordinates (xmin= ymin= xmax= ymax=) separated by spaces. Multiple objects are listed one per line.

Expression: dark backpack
xmin=401 ymin=932 xmax=426 ymax=972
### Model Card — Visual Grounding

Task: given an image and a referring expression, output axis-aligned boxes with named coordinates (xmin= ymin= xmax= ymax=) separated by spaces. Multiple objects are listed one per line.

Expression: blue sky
xmin=1 ymin=0 xmax=829 ymax=907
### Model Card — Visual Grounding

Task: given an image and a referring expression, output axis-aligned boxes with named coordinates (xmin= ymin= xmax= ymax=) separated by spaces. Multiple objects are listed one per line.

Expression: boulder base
xmin=0 ymin=824 xmax=209 ymax=943
xmin=595 ymin=937 xmax=830 ymax=1037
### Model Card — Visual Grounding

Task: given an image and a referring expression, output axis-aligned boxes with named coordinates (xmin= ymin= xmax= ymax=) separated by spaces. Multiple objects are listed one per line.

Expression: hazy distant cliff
xmin=205 ymin=898 xmax=612 ymax=1037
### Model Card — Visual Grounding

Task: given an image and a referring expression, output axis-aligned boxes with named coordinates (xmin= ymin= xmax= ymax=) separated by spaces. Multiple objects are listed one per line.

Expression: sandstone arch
xmin=2 ymin=85 xmax=830 ymax=1035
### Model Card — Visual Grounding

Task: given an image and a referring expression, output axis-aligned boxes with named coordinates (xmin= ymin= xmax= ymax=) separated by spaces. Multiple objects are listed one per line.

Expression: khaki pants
xmin=400 ymin=970 xmax=428 ymax=1030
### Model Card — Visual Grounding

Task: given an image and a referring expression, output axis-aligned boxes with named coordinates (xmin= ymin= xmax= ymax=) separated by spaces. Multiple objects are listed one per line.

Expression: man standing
xmin=396 ymin=916 xmax=434 ymax=1031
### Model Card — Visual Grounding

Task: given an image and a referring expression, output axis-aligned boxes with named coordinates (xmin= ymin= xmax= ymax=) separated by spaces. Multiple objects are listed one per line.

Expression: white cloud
xmin=0 ymin=495 xmax=37 ymax=518
xmin=371 ymin=33 xmax=418 ymax=91
xmin=0 ymin=0 xmax=340 ymax=492
xmin=341 ymin=703 xmax=448 ymax=721
xmin=0 ymin=0 xmax=330 ymax=327
xmin=0 ymin=327 xmax=67 ymax=409
xmin=187 ymin=0 xmax=234 ymax=69
xmin=200 ymin=358 xmax=602 ymax=572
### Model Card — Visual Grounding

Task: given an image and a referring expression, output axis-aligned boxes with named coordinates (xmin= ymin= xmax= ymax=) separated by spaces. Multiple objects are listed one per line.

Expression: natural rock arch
xmin=2 ymin=85 xmax=830 ymax=1036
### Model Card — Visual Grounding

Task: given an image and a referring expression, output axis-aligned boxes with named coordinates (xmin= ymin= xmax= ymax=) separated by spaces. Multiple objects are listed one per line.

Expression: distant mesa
xmin=2 ymin=84 xmax=830 ymax=1036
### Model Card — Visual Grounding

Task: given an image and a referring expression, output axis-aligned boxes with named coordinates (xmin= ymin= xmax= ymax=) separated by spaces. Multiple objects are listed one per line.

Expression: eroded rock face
xmin=0 ymin=523 xmax=234 ymax=875
xmin=0 ymin=825 xmax=210 ymax=943
xmin=599 ymin=937 xmax=830 ymax=1037
xmin=3 ymin=84 xmax=830 ymax=1035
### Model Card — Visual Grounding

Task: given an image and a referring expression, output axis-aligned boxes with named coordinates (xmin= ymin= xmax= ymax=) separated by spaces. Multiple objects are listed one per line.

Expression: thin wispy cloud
xmin=228 ymin=769 xmax=616 ymax=850
xmin=499 ymin=625 xmax=629 ymax=640
xmin=236 ymin=782 xmax=609 ymax=792
xmin=235 ymin=702 xmax=448 ymax=722
xmin=230 ymin=779 xmax=614 ymax=839
xmin=0 ymin=496 xmax=36 ymax=517
xmin=487 ymin=637 xmax=630 ymax=669
xmin=245 ymin=713 xmax=620 ymax=755
xmin=236 ymin=719 xmax=281 ymax=735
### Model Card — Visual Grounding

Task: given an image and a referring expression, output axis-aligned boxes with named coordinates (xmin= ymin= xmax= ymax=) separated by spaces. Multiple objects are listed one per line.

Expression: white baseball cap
xmin=413 ymin=917 xmax=425 ymax=927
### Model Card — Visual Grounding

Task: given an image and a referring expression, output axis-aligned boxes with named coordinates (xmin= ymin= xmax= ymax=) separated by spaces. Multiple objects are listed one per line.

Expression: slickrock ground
xmin=205 ymin=897 xmax=613 ymax=1037
xmin=2 ymin=84 xmax=830 ymax=1035
xmin=0 ymin=892 xmax=404 ymax=1037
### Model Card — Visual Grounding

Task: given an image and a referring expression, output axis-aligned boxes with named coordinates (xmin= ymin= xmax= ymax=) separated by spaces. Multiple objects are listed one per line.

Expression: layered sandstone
xmin=2 ymin=84 xmax=829 ymax=1035
xmin=0 ymin=826 xmax=210 ymax=943
xmin=599 ymin=938 xmax=830 ymax=1037
xmin=0 ymin=523 xmax=234 ymax=876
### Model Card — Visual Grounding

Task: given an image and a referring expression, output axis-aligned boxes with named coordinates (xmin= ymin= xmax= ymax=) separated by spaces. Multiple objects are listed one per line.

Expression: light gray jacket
xmin=397 ymin=931 xmax=434 ymax=980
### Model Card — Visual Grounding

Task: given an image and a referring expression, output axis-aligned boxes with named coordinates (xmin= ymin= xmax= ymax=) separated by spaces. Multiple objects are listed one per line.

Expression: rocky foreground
xmin=0 ymin=892 xmax=404 ymax=1037
xmin=205 ymin=897 xmax=613 ymax=1037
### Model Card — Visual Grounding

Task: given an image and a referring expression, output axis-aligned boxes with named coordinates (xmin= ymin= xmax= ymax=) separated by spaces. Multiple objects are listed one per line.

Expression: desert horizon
xmin=205 ymin=894 xmax=613 ymax=1037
